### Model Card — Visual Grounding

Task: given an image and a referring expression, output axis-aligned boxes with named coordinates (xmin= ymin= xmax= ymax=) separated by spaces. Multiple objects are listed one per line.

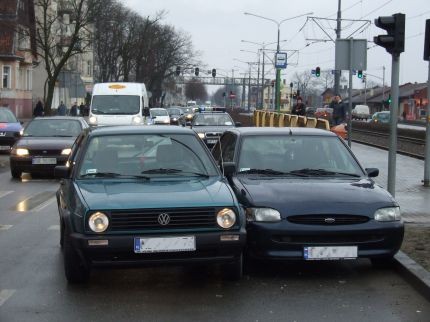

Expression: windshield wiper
xmin=141 ymin=168 xmax=209 ymax=178
xmin=80 ymin=172 xmax=150 ymax=180
xmin=52 ymin=135 xmax=73 ymax=137
xmin=289 ymin=168 xmax=361 ymax=177
xmin=239 ymin=168 xmax=291 ymax=175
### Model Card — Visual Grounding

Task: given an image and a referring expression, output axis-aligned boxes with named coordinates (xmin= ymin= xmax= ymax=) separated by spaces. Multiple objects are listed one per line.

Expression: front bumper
xmin=0 ymin=134 xmax=19 ymax=151
xmin=10 ymin=155 xmax=68 ymax=174
xmin=246 ymin=220 xmax=404 ymax=260
xmin=70 ymin=230 xmax=246 ymax=267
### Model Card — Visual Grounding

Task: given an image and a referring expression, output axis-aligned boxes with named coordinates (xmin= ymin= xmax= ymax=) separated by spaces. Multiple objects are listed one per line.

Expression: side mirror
xmin=365 ymin=168 xmax=379 ymax=178
xmin=222 ymin=162 xmax=236 ymax=177
xmin=235 ymin=122 xmax=241 ymax=127
xmin=186 ymin=121 xmax=191 ymax=126
xmin=54 ymin=165 xmax=71 ymax=179
xmin=20 ymin=121 xmax=24 ymax=125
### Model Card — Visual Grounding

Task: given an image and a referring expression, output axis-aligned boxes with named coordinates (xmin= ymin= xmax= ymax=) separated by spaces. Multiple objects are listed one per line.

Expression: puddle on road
xmin=12 ymin=191 xmax=56 ymax=212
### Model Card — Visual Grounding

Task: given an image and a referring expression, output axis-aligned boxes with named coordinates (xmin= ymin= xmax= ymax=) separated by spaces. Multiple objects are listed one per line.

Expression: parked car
xmin=0 ymin=107 xmax=23 ymax=152
xmin=314 ymin=107 xmax=333 ymax=123
xmin=148 ymin=108 xmax=170 ymax=125
xmin=9 ymin=117 xmax=88 ymax=178
xmin=55 ymin=125 xmax=246 ymax=283
xmin=212 ymin=128 xmax=403 ymax=266
xmin=305 ymin=107 xmax=316 ymax=117
xmin=180 ymin=107 xmax=194 ymax=123
xmin=352 ymin=105 xmax=370 ymax=120
xmin=369 ymin=111 xmax=390 ymax=124
xmin=191 ymin=112 xmax=240 ymax=148
xmin=167 ymin=107 xmax=184 ymax=125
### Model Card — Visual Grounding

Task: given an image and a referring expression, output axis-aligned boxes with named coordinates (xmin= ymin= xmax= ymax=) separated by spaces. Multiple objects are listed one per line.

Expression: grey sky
xmin=121 ymin=0 xmax=429 ymax=89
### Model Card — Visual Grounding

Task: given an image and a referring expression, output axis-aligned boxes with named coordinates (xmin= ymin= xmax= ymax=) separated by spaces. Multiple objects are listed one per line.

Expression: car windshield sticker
xmin=86 ymin=169 xmax=97 ymax=174
xmin=240 ymin=168 xmax=250 ymax=172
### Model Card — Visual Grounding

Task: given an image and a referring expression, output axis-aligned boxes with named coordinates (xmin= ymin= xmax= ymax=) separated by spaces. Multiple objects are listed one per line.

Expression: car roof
xmin=32 ymin=116 xmax=86 ymax=120
xmin=225 ymin=127 xmax=337 ymax=137
xmin=89 ymin=125 xmax=195 ymax=136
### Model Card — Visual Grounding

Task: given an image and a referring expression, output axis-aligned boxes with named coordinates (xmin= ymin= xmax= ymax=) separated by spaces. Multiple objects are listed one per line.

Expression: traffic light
xmin=290 ymin=82 xmax=293 ymax=88
xmin=211 ymin=68 xmax=216 ymax=77
xmin=362 ymin=74 xmax=366 ymax=83
xmin=222 ymin=92 xmax=226 ymax=97
xmin=388 ymin=95 xmax=392 ymax=104
xmin=374 ymin=13 xmax=405 ymax=55
xmin=315 ymin=67 xmax=320 ymax=77
xmin=357 ymin=70 xmax=363 ymax=78
xmin=194 ymin=67 xmax=199 ymax=76
xmin=175 ymin=66 xmax=181 ymax=76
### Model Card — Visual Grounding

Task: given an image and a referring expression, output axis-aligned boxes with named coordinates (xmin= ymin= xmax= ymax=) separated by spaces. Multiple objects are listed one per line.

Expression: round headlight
xmin=88 ymin=212 xmax=109 ymax=232
xmin=89 ymin=115 xmax=97 ymax=125
xmin=217 ymin=208 xmax=236 ymax=229
xmin=198 ymin=132 xmax=205 ymax=139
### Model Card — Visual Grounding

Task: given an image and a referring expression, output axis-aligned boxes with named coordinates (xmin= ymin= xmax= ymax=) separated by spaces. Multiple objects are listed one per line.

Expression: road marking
xmin=0 ymin=289 xmax=16 ymax=306
xmin=33 ymin=196 xmax=56 ymax=212
xmin=0 ymin=225 xmax=13 ymax=230
xmin=12 ymin=191 xmax=56 ymax=212
xmin=0 ymin=191 xmax=13 ymax=199
xmin=48 ymin=225 xmax=60 ymax=230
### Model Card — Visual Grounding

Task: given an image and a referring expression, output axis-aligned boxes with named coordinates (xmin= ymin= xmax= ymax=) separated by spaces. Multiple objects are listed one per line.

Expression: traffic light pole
xmin=387 ymin=54 xmax=400 ymax=196
xmin=347 ymin=38 xmax=353 ymax=148
xmin=424 ymin=59 xmax=430 ymax=186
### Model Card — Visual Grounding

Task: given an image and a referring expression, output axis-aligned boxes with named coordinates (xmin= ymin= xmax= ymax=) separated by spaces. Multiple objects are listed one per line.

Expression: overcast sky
xmin=121 ymin=0 xmax=429 ymax=90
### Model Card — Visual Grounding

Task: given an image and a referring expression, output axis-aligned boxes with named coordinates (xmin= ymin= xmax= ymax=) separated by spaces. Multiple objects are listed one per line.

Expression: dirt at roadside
xmin=401 ymin=224 xmax=430 ymax=272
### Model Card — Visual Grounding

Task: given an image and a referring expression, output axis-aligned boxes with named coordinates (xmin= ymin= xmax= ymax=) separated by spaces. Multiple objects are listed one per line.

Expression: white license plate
xmin=206 ymin=139 xmax=218 ymax=144
xmin=134 ymin=236 xmax=196 ymax=253
xmin=0 ymin=145 xmax=10 ymax=150
xmin=304 ymin=246 xmax=357 ymax=260
xmin=32 ymin=157 xmax=57 ymax=165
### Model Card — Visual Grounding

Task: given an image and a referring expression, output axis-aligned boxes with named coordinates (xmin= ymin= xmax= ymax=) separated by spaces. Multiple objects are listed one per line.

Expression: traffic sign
xmin=229 ymin=93 xmax=236 ymax=99
xmin=275 ymin=52 xmax=287 ymax=69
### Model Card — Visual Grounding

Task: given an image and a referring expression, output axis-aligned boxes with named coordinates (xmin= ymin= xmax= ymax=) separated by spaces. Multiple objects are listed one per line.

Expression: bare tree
xmin=185 ymin=78 xmax=207 ymax=101
xmin=34 ymin=0 xmax=98 ymax=114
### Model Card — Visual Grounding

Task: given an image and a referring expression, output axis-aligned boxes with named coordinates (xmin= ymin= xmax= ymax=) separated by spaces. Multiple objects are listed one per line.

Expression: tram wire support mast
xmin=423 ymin=19 xmax=430 ymax=187
xmin=374 ymin=13 xmax=405 ymax=196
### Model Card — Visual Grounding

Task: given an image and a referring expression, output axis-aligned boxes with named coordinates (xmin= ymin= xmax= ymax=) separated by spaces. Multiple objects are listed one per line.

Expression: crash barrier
xmin=253 ymin=110 xmax=330 ymax=131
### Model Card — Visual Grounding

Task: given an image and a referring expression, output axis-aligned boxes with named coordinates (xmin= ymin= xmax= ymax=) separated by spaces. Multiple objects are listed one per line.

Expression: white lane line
xmin=0 ymin=225 xmax=13 ymax=230
xmin=0 ymin=289 xmax=16 ymax=306
xmin=48 ymin=225 xmax=60 ymax=230
xmin=0 ymin=191 xmax=13 ymax=199
xmin=33 ymin=197 xmax=56 ymax=212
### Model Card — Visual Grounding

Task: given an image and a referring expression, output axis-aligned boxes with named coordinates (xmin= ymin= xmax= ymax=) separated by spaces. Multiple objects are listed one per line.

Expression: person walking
xmin=79 ymin=102 xmax=85 ymax=116
xmin=330 ymin=95 xmax=346 ymax=125
xmin=33 ymin=100 xmax=44 ymax=117
xmin=57 ymin=101 xmax=67 ymax=116
xmin=70 ymin=102 xmax=78 ymax=116
xmin=292 ymin=97 xmax=306 ymax=116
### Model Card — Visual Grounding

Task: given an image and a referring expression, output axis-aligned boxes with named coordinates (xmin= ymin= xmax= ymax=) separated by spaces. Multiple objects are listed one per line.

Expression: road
xmin=0 ymin=153 xmax=429 ymax=322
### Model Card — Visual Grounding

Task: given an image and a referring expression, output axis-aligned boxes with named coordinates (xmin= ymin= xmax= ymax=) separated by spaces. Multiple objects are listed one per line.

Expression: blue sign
xmin=275 ymin=52 xmax=287 ymax=69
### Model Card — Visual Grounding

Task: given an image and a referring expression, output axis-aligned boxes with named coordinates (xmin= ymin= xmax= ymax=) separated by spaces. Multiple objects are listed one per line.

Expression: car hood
xmin=192 ymin=125 xmax=234 ymax=134
xmin=235 ymin=176 xmax=396 ymax=217
xmin=77 ymin=177 xmax=235 ymax=210
xmin=0 ymin=122 xmax=22 ymax=132
xmin=15 ymin=137 xmax=76 ymax=149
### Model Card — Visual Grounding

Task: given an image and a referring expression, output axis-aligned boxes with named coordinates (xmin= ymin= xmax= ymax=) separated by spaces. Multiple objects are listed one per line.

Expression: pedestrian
xmin=292 ymin=97 xmax=306 ymax=116
xmin=33 ymin=100 xmax=44 ymax=117
xmin=329 ymin=95 xmax=346 ymax=125
xmin=57 ymin=101 xmax=67 ymax=116
xmin=70 ymin=102 xmax=78 ymax=116
xmin=402 ymin=111 xmax=406 ymax=120
xmin=79 ymin=102 xmax=85 ymax=116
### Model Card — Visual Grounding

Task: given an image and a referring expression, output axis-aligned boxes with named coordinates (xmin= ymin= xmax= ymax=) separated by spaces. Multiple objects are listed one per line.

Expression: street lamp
xmin=244 ymin=11 xmax=313 ymax=111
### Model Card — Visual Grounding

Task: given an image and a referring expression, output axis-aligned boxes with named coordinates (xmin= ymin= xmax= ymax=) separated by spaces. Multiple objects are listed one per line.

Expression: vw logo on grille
xmin=0 ymin=132 xmax=6 ymax=136
xmin=158 ymin=213 xmax=171 ymax=225
xmin=324 ymin=217 xmax=336 ymax=224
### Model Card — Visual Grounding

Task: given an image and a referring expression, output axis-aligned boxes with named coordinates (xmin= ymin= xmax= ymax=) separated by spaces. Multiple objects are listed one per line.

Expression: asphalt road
xmin=0 ymin=159 xmax=429 ymax=322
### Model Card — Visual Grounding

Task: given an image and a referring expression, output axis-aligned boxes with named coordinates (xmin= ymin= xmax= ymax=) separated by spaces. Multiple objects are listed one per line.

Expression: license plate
xmin=206 ymin=139 xmax=218 ymax=144
xmin=134 ymin=236 xmax=196 ymax=253
xmin=32 ymin=157 xmax=57 ymax=165
xmin=0 ymin=145 xmax=10 ymax=150
xmin=304 ymin=246 xmax=357 ymax=260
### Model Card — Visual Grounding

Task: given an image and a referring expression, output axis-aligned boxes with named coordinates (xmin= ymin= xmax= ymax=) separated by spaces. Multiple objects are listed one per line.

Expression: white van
xmin=352 ymin=105 xmax=370 ymax=120
xmin=89 ymin=82 xmax=149 ymax=126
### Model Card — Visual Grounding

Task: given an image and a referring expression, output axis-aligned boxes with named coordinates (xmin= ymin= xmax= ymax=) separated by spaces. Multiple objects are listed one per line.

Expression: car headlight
xmin=88 ymin=212 xmax=109 ymax=232
xmin=16 ymin=148 xmax=29 ymax=156
xmin=132 ymin=116 xmax=142 ymax=124
xmin=61 ymin=148 xmax=72 ymax=155
xmin=246 ymin=208 xmax=281 ymax=222
xmin=217 ymin=208 xmax=236 ymax=229
xmin=89 ymin=115 xmax=97 ymax=125
xmin=172 ymin=118 xmax=177 ymax=121
xmin=19 ymin=129 xmax=24 ymax=136
xmin=198 ymin=133 xmax=205 ymax=139
xmin=374 ymin=207 xmax=401 ymax=222
xmin=163 ymin=119 xmax=170 ymax=123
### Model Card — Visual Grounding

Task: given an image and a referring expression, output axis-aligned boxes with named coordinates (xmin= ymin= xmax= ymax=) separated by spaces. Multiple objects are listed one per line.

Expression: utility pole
xmin=382 ymin=65 xmax=386 ymax=110
xmin=261 ymin=51 xmax=265 ymax=108
xmin=334 ymin=0 xmax=342 ymax=95
xmin=423 ymin=19 xmax=430 ymax=187
xmin=247 ymin=65 xmax=252 ymax=112
xmin=256 ymin=51 xmax=261 ymax=108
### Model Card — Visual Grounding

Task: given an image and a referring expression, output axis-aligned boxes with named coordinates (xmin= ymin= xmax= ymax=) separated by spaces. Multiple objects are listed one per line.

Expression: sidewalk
xmin=352 ymin=143 xmax=430 ymax=224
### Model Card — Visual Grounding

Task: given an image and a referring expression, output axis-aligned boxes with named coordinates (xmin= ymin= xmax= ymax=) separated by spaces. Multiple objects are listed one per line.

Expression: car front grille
xmin=272 ymin=234 xmax=384 ymax=245
xmin=109 ymin=207 xmax=217 ymax=231
xmin=29 ymin=149 xmax=62 ymax=156
xmin=205 ymin=132 xmax=223 ymax=138
xmin=288 ymin=215 xmax=369 ymax=225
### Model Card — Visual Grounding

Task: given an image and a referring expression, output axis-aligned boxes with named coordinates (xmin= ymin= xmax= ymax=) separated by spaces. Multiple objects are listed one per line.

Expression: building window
xmin=2 ymin=66 xmax=11 ymax=89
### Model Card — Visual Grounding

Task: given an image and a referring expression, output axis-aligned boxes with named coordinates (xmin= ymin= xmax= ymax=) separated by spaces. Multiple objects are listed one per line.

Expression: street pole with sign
xmin=424 ymin=19 xmax=430 ymax=187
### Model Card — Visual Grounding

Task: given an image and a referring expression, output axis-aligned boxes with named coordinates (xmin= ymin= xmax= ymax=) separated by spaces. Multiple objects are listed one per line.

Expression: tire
xmin=223 ymin=253 xmax=243 ymax=281
xmin=10 ymin=167 xmax=21 ymax=179
xmin=63 ymin=228 xmax=90 ymax=283
xmin=371 ymin=256 xmax=395 ymax=269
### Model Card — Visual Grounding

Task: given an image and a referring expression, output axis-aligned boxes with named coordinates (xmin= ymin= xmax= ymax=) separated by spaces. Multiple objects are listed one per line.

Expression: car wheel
xmin=63 ymin=227 xmax=90 ymax=283
xmin=222 ymin=253 xmax=243 ymax=281
xmin=371 ymin=256 xmax=395 ymax=269
xmin=10 ymin=167 xmax=21 ymax=179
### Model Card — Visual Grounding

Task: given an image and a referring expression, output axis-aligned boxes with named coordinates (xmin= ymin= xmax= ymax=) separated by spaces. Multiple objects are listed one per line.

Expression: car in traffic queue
xmin=190 ymin=111 xmax=240 ymax=148
xmin=10 ymin=116 xmax=88 ymax=178
xmin=0 ymin=107 xmax=23 ymax=153
xmin=180 ymin=107 xmax=194 ymax=123
xmin=167 ymin=107 xmax=185 ymax=125
xmin=147 ymin=108 xmax=170 ymax=125
xmin=314 ymin=106 xmax=333 ymax=123
xmin=55 ymin=126 xmax=246 ymax=283
xmin=369 ymin=111 xmax=390 ymax=124
xmin=212 ymin=128 xmax=404 ymax=266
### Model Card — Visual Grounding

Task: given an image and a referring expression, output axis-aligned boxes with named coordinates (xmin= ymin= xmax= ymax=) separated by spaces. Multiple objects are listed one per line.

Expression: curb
xmin=394 ymin=250 xmax=430 ymax=300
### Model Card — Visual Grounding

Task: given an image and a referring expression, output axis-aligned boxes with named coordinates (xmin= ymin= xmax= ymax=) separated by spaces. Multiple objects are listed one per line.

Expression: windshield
xmin=151 ymin=109 xmax=168 ymax=117
xmin=377 ymin=113 xmax=389 ymax=120
xmin=168 ymin=108 xmax=182 ymax=115
xmin=78 ymin=133 xmax=219 ymax=178
xmin=0 ymin=109 xmax=18 ymax=123
xmin=193 ymin=114 xmax=234 ymax=126
xmin=238 ymin=135 xmax=364 ymax=176
xmin=181 ymin=107 xmax=192 ymax=114
xmin=24 ymin=119 xmax=82 ymax=137
xmin=91 ymin=95 xmax=140 ymax=115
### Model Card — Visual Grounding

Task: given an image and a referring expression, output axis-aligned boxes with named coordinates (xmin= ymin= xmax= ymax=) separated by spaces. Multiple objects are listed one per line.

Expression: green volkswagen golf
xmin=55 ymin=126 xmax=245 ymax=283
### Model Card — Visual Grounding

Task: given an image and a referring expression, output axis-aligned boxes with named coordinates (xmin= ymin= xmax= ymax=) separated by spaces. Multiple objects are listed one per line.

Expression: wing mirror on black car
xmin=186 ymin=121 xmax=192 ymax=127
xmin=365 ymin=168 xmax=379 ymax=177
xmin=54 ymin=165 xmax=71 ymax=179
xmin=235 ymin=122 xmax=241 ymax=127
xmin=222 ymin=162 xmax=236 ymax=177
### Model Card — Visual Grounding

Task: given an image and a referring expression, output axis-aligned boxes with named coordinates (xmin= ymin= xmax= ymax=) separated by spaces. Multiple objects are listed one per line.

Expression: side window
xmin=221 ymin=133 xmax=237 ymax=162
